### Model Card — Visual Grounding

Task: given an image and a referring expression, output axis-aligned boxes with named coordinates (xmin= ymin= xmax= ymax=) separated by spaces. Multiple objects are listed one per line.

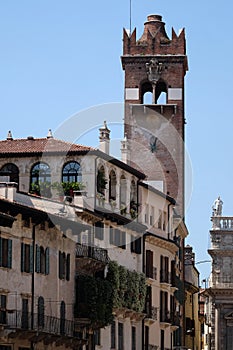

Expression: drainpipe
xmin=30 ymin=223 xmax=37 ymax=350
xmin=142 ymin=233 xmax=146 ymax=350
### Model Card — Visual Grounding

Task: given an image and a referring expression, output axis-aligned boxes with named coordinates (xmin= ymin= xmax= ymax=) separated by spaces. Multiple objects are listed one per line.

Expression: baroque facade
xmin=204 ymin=198 xmax=233 ymax=350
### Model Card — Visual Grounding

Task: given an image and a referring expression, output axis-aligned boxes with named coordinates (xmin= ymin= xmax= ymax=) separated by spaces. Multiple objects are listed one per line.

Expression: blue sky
xmin=1 ymin=1 xmax=233 ymax=280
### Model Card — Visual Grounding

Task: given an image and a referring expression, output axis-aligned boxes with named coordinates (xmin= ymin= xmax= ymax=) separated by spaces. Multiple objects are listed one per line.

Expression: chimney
xmin=6 ymin=130 xmax=13 ymax=140
xmin=121 ymin=134 xmax=129 ymax=164
xmin=47 ymin=129 xmax=53 ymax=139
xmin=99 ymin=121 xmax=110 ymax=155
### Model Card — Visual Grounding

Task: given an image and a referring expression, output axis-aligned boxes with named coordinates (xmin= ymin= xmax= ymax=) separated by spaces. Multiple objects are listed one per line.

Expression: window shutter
xmin=66 ymin=253 xmax=70 ymax=281
xmin=29 ymin=245 xmax=33 ymax=273
xmin=21 ymin=243 xmax=25 ymax=272
xmin=59 ymin=251 xmax=62 ymax=279
xmin=7 ymin=239 xmax=12 ymax=268
xmin=45 ymin=248 xmax=50 ymax=275
xmin=146 ymin=250 xmax=153 ymax=278
xmin=35 ymin=245 xmax=40 ymax=273
xmin=0 ymin=237 xmax=2 ymax=267
xmin=135 ymin=237 xmax=141 ymax=254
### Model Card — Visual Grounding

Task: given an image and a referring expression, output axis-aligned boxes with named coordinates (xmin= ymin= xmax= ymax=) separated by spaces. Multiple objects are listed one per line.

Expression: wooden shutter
xmin=45 ymin=247 xmax=50 ymax=275
xmin=35 ymin=245 xmax=40 ymax=273
xmin=59 ymin=251 xmax=62 ymax=279
xmin=21 ymin=243 xmax=25 ymax=272
xmin=29 ymin=245 xmax=33 ymax=273
xmin=7 ymin=239 xmax=12 ymax=268
xmin=146 ymin=250 xmax=153 ymax=278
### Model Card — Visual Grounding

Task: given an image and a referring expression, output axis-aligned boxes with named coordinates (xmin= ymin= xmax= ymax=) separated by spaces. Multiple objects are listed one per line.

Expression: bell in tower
xmin=121 ymin=14 xmax=188 ymax=216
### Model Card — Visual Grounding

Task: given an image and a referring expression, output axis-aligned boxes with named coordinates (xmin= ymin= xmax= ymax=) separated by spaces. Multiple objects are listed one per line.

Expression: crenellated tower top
xmin=123 ymin=14 xmax=187 ymax=58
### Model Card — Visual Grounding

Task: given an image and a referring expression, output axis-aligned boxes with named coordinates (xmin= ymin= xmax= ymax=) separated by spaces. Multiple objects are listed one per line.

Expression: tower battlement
xmin=123 ymin=15 xmax=186 ymax=56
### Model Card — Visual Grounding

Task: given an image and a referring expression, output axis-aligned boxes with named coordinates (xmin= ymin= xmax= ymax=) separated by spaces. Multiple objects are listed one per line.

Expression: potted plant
xmin=110 ymin=199 xmax=117 ymax=211
xmin=97 ymin=169 xmax=107 ymax=194
xmin=120 ymin=204 xmax=127 ymax=215
xmin=96 ymin=192 xmax=105 ymax=206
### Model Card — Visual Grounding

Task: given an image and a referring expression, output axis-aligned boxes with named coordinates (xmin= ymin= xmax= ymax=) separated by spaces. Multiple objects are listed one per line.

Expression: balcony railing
xmin=212 ymin=216 xmax=233 ymax=230
xmin=160 ymin=271 xmax=171 ymax=284
xmin=0 ymin=310 xmax=76 ymax=338
xmin=76 ymin=244 xmax=109 ymax=265
xmin=145 ymin=306 xmax=158 ymax=321
xmin=160 ymin=310 xmax=171 ymax=323
xmin=209 ymin=275 xmax=233 ymax=289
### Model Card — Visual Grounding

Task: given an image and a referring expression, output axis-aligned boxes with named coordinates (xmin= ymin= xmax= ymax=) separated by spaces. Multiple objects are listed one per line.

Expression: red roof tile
xmin=0 ymin=137 xmax=93 ymax=155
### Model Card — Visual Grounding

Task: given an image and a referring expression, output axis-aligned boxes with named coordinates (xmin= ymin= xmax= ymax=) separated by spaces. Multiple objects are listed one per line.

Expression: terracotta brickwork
xmin=122 ymin=14 xmax=188 ymax=216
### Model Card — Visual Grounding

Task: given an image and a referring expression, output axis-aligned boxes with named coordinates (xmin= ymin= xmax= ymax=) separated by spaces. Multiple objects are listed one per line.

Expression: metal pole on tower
xmin=130 ymin=0 xmax=132 ymax=34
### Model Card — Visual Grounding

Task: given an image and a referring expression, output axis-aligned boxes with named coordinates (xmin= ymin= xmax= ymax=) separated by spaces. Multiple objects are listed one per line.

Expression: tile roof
xmin=0 ymin=137 xmax=93 ymax=156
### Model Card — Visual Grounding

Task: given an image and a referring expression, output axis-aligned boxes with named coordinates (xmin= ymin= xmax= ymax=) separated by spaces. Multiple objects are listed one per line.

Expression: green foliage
xmin=106 ymin=261 xmax=147 ymax=313
xmin=97 ymin=169 xmax=107 ymax=194
xmin=52 ymin=181 xmax=84 ymax=196
xmin=30 ymin=181 xmax=52 ymax=198
xmin=75 ymin=274 xmax=113 ymax=329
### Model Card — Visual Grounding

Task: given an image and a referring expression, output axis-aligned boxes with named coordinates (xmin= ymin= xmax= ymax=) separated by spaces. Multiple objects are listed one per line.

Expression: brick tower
xmin=121 ymin=14 xmax=188 ymax=216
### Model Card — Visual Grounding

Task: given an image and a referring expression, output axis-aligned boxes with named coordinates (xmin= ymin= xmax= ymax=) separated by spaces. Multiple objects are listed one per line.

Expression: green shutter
xmin=7 ymin=239 xmax=12 ymax=268
xmin=35 ymin=245 xmax=40 ymax=273
xmin=45 ymin=247 xmax=50 ymax=275
xmin=29 ymin=245 xmax=33 ymax=273
xmin=21 ymin=243 xmax=25 ymax=272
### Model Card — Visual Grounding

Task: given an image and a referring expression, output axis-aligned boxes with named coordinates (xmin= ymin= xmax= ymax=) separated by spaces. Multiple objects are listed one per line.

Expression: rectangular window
xmin=131 ymin=237 xmax=141 ymax=254
xmin=111 ymin=321 xmax=116 ymax=349
xmin=158 ymin=210 xmax=162 ymax=229
xmin=59 ymin=251 xmax=70 ymax=280
xmin=0 ymin=295 xmax=7 ymax=324
xmin=94 ymin=329 xmax=101 ymax=346
xmin=145 ymin=326 xmax=149 ymax=350
xmin=131 ymin=326 xmax=136 ymax=350
xmin=118 ymin=322 xmax=124 ymax=350
xmin=149 ymin=206 xmax=154 ymax=226
xmin=21 ymin=299 xmax=29 ymax=330
xmin=145 ymin=204 xmax=149 ymax=224
xmin=110 ymin=228 xmax=126 ymax=249
xmin=163 ymin=211 xmax=167 ymax=231
xmin=0 ymin=237 xmax=12 ymax=269
xmin=0 ymin=346 xmax=12 ymax=350
xmin=95 ymin=221 xmax=104 ymax=241
xmin=21 ymin=243 xmax=33 ymax=273
xmin=161 ymin=329 xmax=165 ymax=350
xmin=146 ymin=250 xmax=153 ymax=279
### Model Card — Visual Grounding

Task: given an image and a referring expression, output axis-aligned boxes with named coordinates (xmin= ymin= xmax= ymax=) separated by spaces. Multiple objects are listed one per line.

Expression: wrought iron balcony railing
xmin=0 ymin=310 xmax=76 ymax=338
xmin=145 ymin=306 xmax=158 ymax=321
xmin=76 ymin=244 xmax=109 ymax=264
xmin=160 ymin=270 xmax=171 ymax=284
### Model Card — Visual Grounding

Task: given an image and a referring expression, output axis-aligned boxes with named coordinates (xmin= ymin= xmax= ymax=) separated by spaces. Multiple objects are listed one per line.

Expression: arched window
xmin=109 ymin=170 xmax=116 ymax=201
xmin=38 ymin=296 xmax=44 ymax=328
xmin=60 ymin=301 xmax=66 ymax=335
xmin=40 ymin=247 xmax=45 ymax=274
xmin=62 ymin=161 xmax=82 ymax=183
xmin=143 ymin=91 xmax=153 ymax=104
xmin=97 ymin=166 xmax=106 ymax=195
xmin=0 ymin=163 xmax=19 ymax=185
xmin=31 ymin=162 xmax=51 ymax=184
xmin=141 ymin=82 xmax=153 ymax=104
xmin=120 ymin=175 xmax=127 ymax=207
xmin=155 ymin=80 xmax=167 ymax=104
xmin=130 ymin=180 xmax=137 ymax=219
